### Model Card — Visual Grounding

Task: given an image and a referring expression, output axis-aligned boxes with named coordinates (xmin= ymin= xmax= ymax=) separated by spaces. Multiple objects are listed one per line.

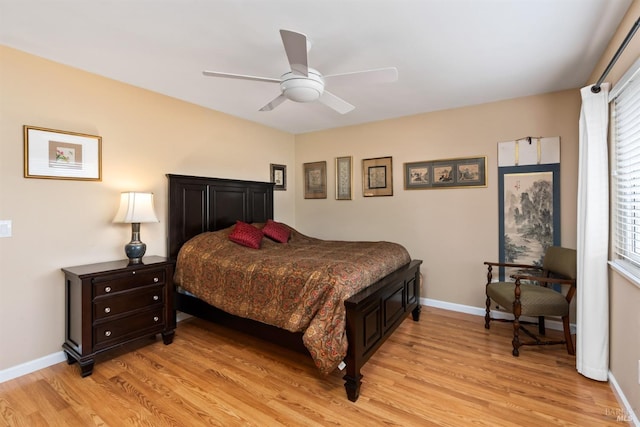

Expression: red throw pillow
xmin=229 ymin=221 xmax=263 ymax=249
xmin=262 ymin=219 xmax=291 ymax=243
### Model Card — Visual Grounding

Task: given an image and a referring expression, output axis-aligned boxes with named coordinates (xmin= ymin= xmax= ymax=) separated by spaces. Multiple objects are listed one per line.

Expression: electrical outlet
xmin=0 ymin=220 xmax=11 ymax=238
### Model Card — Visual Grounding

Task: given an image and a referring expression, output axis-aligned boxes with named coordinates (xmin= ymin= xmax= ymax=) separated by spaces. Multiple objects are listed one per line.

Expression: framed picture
xmin=498 ymin=164 xmax=560 ymax=281
xmin=404 ymin=156 xmax=486 ymax=190
xmin=270 ymin=163 xmax=287 ymax=191
xmin=335 ymin=156 xmax=353 ymax=200
xmin=303 ymin=161 xmax=327 ymax=199
xmin=404 ymin=161 xmax=431 ymax=189
xmin=362 ymin=156 xmax=393 ymax=197
xmin=24 ymin=125 xmax=102 ymax=181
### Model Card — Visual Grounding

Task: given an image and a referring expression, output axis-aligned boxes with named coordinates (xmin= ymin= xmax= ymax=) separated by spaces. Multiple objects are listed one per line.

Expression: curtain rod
xmin=591 ymin=16 xmax=640 ymax=93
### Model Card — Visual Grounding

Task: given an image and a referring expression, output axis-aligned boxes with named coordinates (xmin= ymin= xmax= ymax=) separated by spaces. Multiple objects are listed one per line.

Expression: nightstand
xmin=61 ymin=256 xmax=175 ymax=377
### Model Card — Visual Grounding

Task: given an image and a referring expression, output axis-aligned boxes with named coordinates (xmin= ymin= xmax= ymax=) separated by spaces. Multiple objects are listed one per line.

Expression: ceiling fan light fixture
xmin=280 ymin=70 xmax=324 ymax=102
xmin=202 ymin=30 xmax=397 ymax=113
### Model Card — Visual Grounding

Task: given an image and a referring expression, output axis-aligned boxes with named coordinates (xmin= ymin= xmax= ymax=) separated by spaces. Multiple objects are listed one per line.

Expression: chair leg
xmin=538 ymin=316 xmax=546 ymax=335
xmin=512 ymin=300 xmax=521 ymax=357
xmin=512 ymin=316 xmax=521 ymax=356
xmin=485 ymin=294 xmax=491 ymax=329
xmin=485 ymin=266 xmax=493 ymax=329
xmin=562 ymin=316 xmax=575 ymax=355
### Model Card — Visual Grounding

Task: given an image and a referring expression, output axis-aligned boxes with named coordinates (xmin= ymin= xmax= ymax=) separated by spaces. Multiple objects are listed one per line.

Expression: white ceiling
xmin=0 ymin=0 xmax=633 ymax=134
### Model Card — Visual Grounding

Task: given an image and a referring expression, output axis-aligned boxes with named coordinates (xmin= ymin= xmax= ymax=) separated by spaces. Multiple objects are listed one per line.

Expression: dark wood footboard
xmin=343 ymin=259 xmax=422 ymax=401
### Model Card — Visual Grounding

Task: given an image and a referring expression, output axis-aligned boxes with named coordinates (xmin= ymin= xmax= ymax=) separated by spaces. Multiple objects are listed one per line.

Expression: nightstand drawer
xmin=93 ymin=268 xmax=165 ymax=296
xmin=93 ymin=285 xmax=164 ymax=320
xmin=94 ymin=308 xmax=164 ymax=350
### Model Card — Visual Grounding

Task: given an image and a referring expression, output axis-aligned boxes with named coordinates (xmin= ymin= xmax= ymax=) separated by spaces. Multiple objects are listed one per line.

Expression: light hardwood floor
xmin=0 ymin=307 xmax=626 ymax=426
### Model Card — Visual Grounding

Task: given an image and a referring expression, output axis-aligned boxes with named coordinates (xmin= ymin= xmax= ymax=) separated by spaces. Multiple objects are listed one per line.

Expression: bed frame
xmin=167 ymin=174 xmax=422 ymax=402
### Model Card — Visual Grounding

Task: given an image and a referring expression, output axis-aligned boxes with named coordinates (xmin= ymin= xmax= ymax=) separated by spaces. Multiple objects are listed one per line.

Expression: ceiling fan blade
xmin=280 ymin=29 xmax=309 ymax=76
xmin=318 ymin=91 xmax=354 ymax=114
xmin=202 ymin=70 xmax=280 ymax=84
xmin=324 ymin=67 xmax=398 ymax=86
xmin=259 ymin=94 xmax=288 ymax=112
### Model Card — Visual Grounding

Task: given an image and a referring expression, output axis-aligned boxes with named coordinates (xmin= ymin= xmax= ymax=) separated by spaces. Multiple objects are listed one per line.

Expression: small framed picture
xmin=362 ymin=156 xmax=393 ymax=197
xmin=270 ymin=163 xmax=287 ymax=191
xmin=432 ymin=162 xmax=455 ymax=185
xmin=404 ymin=161 xmax=431 ymax=189
xmin=24 ymin=125 xmax=102 ymax=181
xmin=456 ymin=160 xmax=483 ymax=184
xmin=303 ymin=161 xmax=327 ymax=199
xmin=404 ymin=156 xmax=487 ymax=190
xmin=335 ymin=156 xmax=353 ymax=200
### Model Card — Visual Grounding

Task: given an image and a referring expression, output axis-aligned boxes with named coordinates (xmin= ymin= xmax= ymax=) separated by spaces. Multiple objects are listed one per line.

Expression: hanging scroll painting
xmin=497 ymin=137 xmax=561 ymax=281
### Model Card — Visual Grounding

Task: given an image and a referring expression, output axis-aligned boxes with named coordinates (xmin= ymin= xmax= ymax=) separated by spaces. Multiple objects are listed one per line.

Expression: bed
xmin=167 ymin=174 xmax=422 ymax=402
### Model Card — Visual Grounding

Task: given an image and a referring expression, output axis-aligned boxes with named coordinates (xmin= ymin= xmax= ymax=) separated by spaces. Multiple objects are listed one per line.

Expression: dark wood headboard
xmin=166 ymin=174 xmax=274 ymax=260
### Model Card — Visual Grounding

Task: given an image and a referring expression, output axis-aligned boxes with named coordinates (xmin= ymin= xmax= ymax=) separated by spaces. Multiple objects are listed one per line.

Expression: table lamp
xmin=112 ymin=192 xmax=159 ymax=264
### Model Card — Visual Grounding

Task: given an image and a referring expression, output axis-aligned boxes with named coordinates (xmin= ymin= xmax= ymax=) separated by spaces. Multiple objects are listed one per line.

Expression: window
xmin=611 ymin=58 xmax=640 ymax=279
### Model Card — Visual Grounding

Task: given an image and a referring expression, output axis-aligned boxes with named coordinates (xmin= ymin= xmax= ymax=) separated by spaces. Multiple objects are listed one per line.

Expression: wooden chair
xmin=484 ymin=246 xmax=577 ymax=356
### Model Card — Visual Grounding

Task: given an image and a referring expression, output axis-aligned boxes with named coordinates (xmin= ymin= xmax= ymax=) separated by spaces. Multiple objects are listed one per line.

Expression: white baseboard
xmin=609 ymin=371 xmax=640 ymax=426
xmin=0 ymin=351 xmax=67 ymax=383
xmin=0 ymin=314 xmax=193 ymax=384
xmin=421 ymin=297 xmax=577 ymax=334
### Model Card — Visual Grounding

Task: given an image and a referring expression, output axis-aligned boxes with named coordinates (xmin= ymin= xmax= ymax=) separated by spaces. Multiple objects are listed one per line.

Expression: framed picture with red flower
xmin=24 ymin=125 xmax=102 ymax=181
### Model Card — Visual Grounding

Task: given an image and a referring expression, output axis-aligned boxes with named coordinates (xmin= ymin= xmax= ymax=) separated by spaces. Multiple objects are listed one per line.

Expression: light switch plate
xmin=0 ymin=220 xmax=12 ymax=237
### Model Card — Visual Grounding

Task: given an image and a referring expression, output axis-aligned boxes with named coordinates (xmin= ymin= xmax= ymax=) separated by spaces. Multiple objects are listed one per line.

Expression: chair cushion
xmin=486 ymin=282 xmax=569 ymax=317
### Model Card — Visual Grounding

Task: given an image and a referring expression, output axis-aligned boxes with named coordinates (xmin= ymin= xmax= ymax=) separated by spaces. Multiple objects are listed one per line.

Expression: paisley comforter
xmin=173 ymin=223 xmax=411 ymax=374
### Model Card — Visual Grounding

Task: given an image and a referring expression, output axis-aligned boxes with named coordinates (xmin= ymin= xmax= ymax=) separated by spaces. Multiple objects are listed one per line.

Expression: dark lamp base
xmin=125 ymin=241 xmax=146 ymax=264
xmin=124 ymin=222 xmax=146 ymax=264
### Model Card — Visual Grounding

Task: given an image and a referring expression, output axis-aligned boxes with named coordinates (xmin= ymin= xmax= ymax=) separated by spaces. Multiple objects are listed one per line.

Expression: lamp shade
xmin=112 ymin=192 xmax=159 ymax=224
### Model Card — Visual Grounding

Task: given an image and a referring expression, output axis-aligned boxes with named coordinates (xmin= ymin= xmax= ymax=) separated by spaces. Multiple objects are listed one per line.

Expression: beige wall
xmin=589 ymin=1 xmax=640 ymax=415
xmin=295 ymin=90 xmax=580 ymax=308
xmin=0 ymin=46 xmax=295 ymax=370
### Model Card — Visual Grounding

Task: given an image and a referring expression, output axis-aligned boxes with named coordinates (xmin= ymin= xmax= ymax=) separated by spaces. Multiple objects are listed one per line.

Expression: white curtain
xmin=576 ymin=83 xmax=610 ymax=381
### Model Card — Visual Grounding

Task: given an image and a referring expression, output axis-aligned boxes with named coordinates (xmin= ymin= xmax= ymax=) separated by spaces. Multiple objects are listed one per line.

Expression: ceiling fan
xmin=202 ymin=29 xmax=398 ymax=114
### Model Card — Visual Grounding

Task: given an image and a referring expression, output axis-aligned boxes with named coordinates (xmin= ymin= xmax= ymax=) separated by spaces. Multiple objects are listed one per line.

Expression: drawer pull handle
xmin=153 ymin=295 xmax=159 ymax=301
xmin=105 ymin=286 xmax=111 ymax=293
xmin=153 ymin=277 xmax=159 ymax=283
xmin=105 ymin=330 xmax=112 ymax=337
xmin=104 ymin=307 xmax=111 ymax=313
xmin=153 ymin=316 xmax=159 ymax=322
